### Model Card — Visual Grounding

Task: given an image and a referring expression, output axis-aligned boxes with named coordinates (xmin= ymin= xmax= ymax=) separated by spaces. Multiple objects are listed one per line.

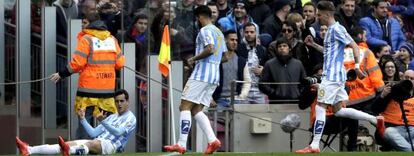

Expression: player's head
xmin=316 ymin=1 xmax=335 ymax=25
xmin=115 ymin=89 xmax=130 ymax=114
xmin=194 ymin=5 xmax=212 ymax=26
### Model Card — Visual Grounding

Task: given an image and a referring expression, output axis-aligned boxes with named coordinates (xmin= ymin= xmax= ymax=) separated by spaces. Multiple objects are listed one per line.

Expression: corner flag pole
xmin=169 ymin=64 xmax=176 ymax=144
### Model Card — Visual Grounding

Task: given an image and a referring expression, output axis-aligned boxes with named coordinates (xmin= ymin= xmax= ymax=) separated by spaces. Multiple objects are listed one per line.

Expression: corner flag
xmin=158 ymin=25 xmax=170 ymax=77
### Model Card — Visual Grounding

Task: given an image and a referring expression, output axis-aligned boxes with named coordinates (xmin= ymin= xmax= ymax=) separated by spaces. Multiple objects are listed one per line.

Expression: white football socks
xmin=177 ymin=111 xmax=192 ymax=148
xmin=194 ymin=111 xmax=217 ymax=143
xmin=28 ymin=144 xmax=60 ymax=154
xmin=334 ymin=108 xmax=376 ymax=124
xmin=310 ymin=105 xmax=326 ymax=149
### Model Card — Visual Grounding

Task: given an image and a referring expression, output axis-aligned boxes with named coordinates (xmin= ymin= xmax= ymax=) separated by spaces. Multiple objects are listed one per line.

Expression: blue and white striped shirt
xmin=322 ymin=22 xmax=354 ymax=82
xmin=97 ymin=111 xmax=136 ymax=152
xmin=189 ymin=24 xmax=227 ymax=84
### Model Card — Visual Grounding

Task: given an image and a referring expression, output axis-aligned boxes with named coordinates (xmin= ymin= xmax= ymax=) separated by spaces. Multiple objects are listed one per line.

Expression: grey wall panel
xmin=0 ymin=0 xmax=5 ymax=106
xmin=122 ymin=43 xmax=136 ymax=153
xmin=68 ymin=19 xmax=81 ymax=140
xmin=42 ymin=6 xmax=57 ymax=131
xmin=147 ymin=55 xmax=163 ymax=152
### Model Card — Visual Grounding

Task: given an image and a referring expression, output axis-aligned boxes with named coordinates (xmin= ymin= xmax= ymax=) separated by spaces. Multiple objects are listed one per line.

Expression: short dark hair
xmin=341 ymin=0 xmax=356 ymax=4
xmin=283 ymin=21 xmax=298 ymax=32
xmin=135 ymin=13 xmax=148 ymax=21
xmin=350 ymin=26 xmax=365 ymax=41
xmin=115 ymin=89 xmax=129 ymax=101
xmin=317 ymin=1 xmax=336 ymax=12
xmin=194 ymin=5 xmax=212 ymax=18
xmin=303 ymin=2 xmax=316 ymax=11
xmin=244 ymin=22 xmax=257 ymax=30
xmin=372 ymin=0 xmax=387 ymax=7
xmin=84 ymin=12 xmax=100 ymax=23
xmin=276 ymin=37 xmax=291 ymax=48
xmin=372 ymin=44 xmax=389 ymax=55
xmin=224 ymin=30 xmax=237 ymax=38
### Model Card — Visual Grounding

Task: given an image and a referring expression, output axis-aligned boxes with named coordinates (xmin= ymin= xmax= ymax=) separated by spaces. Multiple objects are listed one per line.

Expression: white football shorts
xmin=181 ymin=79 xmax=217 ymax=107
xmin=317 ymin=80 xmax=348 ymax=105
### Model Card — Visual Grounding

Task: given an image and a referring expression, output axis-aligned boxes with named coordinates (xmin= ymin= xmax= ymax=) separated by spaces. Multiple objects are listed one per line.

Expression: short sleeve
xmin=335 ymin=25 xmax=353 ymax=45
xmin=200 ymin=28 xmax=215 ymax=46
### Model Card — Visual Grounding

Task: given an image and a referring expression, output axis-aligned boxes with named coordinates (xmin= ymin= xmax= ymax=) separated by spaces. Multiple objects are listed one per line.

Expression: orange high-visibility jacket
xmin=343 ymin=45 xmax=384 ymax=106
xmin=60 ymin=31 xmax=125 ymax=98
xmin=381 ymin=98 xmax=414 ymax=126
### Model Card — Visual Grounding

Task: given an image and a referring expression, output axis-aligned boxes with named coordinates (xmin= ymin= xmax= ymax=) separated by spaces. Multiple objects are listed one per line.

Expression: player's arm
xmin=80 ymin=119 xmax=105 ymax=138
xmin=349 ymin=41 xmax=360 ymax=67
xmin=101 ymin=120 xmax=128 ymax=136
xmin=189 ymin=44 xmax=214 ymax=62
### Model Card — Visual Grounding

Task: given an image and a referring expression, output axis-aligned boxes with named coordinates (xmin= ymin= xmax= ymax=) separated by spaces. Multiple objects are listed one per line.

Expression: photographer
xmin=372 ymin=70 xmax=414 ymax=151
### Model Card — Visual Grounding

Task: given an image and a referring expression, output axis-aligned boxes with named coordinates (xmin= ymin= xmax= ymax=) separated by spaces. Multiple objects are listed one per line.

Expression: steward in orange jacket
xmin=50 ymin=14 xmax=125 ymax=118
xmin=344 ymin=43 xmax=385 ymax=106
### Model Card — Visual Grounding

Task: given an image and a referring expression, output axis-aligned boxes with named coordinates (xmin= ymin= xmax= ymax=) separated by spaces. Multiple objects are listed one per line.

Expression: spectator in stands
xmin=287 ymin=12 xmax=305 ymax=39
xmin=176 ymin=0 xmax=195 ymax=28
xmin=151 ymin=6 xmax=189 ymax=60
xmin=218 ymin=0 xmax=257 ymax=43
xmin=217 ymin=0 xmax=232 ymax=20
xmin=372 ymin=71 xmax=414 ymax=151
xmin=237 ymin=22 xmax=268 ymax=104
xmin=53 ymin=0 xmax=79 ymax=44
xmin=213 ymin=30 xmax=251 ymax=109
xmin=262 ymin=0 xmax=290 ymax=40
xmin=246 ymin=0 xmax=271 ymax=31
xmin=373 ymin=44 xmax=391 ymax=62
xmin=207 ymin=2 xmax=220 ymax=26
xmin=78 ymin=0 xmax=97 ymax=19
xmin=195 ymin=0 xmax=207 ymax=7
xmin=118 ymin=14 xmax=152 ymax=74
xmin=334 ymin=0 xmax=361 ymax=33
xmin=380 ymin=55 xmax=401 ymax=84
xmin=98 ymin=1 xmax=125 ymax=36
xmin=303 ymin=2 xmax=317 ymax=28
xmin=359 ymin=0 xmax=406 ymax=53
xmin=259 ymin=37 xmax=306 ymax=104
xmin=395 ymin=42 xmax=414 ymax=74
xmin=289 ymin=0 xmax=303 ymax=13
xmin=49 ymin=12 xmax=125 ymax=140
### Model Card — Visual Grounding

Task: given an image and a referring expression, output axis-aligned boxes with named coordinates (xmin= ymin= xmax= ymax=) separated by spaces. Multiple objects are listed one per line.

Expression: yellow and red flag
xmin=158 ymin=25 xmax=170 ymax=77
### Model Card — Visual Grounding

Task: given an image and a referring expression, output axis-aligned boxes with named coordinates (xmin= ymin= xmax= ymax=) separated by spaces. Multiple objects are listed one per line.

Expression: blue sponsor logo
xmin=314 ymin=120 xmax=325 ymax=134
xmin=181 ymin=120 xmax=191 ymax=134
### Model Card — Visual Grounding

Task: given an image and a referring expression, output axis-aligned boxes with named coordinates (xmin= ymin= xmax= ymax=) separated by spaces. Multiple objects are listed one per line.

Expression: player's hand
xmin=381 ymin=83 xmax=392 ymax=98
xmin=96 ymin=110 xmax=107 ymax=122
xmin=187 ymin=57 xmax=195 ymax=68
xmin=253 ymin=66 xmax=263 ymax=75
xmin=310 ymin=84 xmax=319 ymax=92
xmin=210 ymin=100 xmax=217 ymax=108
xmin=49 ymin=73 xmax=61 ymax=83
xmin=355 ymin=68 xmax=367 ymax=79
xmin=304 ymin=35 xmax=314 ymax=46
xmin=77 ymin=109 xmax=86 ymax=120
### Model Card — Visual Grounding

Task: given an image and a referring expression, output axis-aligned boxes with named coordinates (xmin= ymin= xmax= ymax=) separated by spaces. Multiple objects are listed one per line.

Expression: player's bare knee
xmin=191 ymin=105 xmax=204 ymax=116
xmin=332 ymin=102 xmax=343 ymax=113
xmin=85 ymin=140 xmax=101 ymax=154
xmin=180 ymin=100 xmax=194 ymax=111
xmin=316 ymin=103 xmax=329 ymax=109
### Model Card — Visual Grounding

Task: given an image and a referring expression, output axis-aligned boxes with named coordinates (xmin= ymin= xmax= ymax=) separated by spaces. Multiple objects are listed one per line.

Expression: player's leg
xmin=16 ymin=137 xmax=60 ymax=155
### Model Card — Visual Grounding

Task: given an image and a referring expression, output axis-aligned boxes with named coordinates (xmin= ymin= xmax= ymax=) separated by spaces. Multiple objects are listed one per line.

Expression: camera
xmin=301 ymin=75 xmax=321 ymax=86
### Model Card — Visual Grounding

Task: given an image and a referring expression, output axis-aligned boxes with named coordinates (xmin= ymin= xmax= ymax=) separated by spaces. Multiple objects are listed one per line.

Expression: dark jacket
xmin=334 ymin=8 xmax=361 ymax=33
xmin=359 ymin=14 xmax=406 ymax=52
xmin=259 ymin=56 xmax=306 ymax=104
xmin=246 ymin=2 xmax=271 ymax=30
xmin=53 ymin=1 xmax=78 ymax=44
xmin=236 ymin=43 xmax=269 ymax=66
xmin=213 ymin=57 xmax=247 ymax=100
xmin=262 ymin=14 xmax=283 ymax=40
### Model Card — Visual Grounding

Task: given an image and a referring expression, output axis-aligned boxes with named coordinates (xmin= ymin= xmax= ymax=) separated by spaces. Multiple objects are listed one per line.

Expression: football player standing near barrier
xmin=163 ymin=5 xmax=227 ymax=154
xmin=296 ymin=1 xmax=385 ymax=153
